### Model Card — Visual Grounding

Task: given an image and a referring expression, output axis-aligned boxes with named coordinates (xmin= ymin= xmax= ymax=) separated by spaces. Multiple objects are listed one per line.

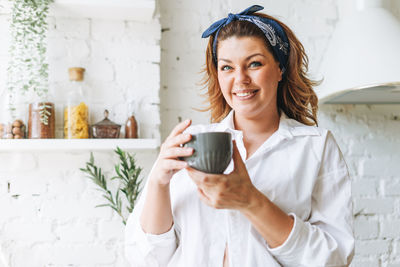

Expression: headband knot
xmin=201 ymin=5 xmax=290 ymax=74
xmin=227 ymin=13 xmax=236 ymax=21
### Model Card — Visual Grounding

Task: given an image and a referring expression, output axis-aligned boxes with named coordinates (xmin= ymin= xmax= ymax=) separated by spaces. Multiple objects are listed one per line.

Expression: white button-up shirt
xmin=125 ymin=111 xmax=355 ymax=267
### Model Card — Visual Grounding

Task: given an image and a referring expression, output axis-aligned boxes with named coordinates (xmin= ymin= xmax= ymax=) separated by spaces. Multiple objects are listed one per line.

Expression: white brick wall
xmin=0 ymin=150 xmax=158 ymax=266
xmin=1 ymin=0 xmax=400 ymax=266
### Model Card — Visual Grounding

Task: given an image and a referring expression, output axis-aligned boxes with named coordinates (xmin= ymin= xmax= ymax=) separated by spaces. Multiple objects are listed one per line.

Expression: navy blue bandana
xmin=201 ymin=5 xmax=290 ymax=73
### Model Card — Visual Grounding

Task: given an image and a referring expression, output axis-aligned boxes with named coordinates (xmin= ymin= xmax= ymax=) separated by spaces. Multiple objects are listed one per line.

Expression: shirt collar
xmin=215 ymin=110 xmax=320 ymax=139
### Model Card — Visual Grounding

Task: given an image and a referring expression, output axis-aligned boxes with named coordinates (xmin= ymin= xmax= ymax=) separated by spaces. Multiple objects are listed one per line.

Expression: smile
xmin=233 ymin=90 xmax=259 ymax=99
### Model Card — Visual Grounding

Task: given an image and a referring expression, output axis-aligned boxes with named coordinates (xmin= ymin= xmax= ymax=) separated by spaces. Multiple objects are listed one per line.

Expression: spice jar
xmin=64 ymin=67 xmax=89 ymax=139
xmin=90 ymin=110 xmax=121 ymax=138
xmin=28 ymin=102 xmax=56 ymax=139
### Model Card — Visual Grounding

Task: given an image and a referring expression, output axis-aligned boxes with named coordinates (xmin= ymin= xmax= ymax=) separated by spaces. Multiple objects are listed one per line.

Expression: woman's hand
xmin=149 ymin=119 xmax=194 ymax=186
xmin=186 ymin=141 xmax=259 ymax=211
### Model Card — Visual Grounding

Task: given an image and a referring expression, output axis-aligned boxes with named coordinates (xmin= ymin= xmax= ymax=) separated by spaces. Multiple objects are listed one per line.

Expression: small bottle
xmin=125 ymin=113 xmax=138 ymax=138
xmin=64 ymin=67 xmax=89 ymax=139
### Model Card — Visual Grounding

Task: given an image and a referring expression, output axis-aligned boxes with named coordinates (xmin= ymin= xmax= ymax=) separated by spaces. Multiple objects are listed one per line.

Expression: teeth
xmin=236 ymin=92 xmax=254 ymax=97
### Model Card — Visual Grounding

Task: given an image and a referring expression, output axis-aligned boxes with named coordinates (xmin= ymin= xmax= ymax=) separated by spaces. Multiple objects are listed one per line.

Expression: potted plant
xmin=5 ymin=0 xmax=55 ymax=139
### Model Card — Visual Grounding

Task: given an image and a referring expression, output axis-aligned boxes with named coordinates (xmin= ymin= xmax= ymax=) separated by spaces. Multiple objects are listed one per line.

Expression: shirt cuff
xmin=145 ymin=224 xmax=176 ymax=245
xmin=266 ymin=212 xmax=305 ymax=257
xmin=133 ymin=220 xmax=177 ymax=256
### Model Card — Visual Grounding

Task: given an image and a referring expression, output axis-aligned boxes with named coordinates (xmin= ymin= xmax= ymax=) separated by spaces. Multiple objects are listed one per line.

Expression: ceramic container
xmin=181 ymin=132 xmax=232 ymax=174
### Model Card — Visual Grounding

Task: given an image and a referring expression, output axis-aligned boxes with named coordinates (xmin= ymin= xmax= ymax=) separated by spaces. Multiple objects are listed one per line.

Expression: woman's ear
xmin=278 ymin=68 xmax=283 ymax=82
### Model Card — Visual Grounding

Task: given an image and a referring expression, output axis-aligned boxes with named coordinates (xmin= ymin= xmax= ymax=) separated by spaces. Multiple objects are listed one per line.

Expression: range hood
xmin=317 ymin=0 xmax=400 ymax=104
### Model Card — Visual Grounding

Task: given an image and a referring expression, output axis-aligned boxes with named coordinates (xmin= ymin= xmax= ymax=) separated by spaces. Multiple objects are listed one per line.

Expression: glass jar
xmin=0 ymin=92 xmax=28 ymax=139
xmin=1 ymin=117 xmax=27 ymax=139
xmin=90 ymin=110 xmax=121 ymax=138
xmin=28 ymin=101 xmax=56 ymax=139
xmin=64 ymin=67 xmax=89 ymax=139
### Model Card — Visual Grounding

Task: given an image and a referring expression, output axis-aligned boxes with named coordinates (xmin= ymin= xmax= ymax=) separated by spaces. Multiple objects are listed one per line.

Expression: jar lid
xmin=69 ymin=67 xmax=85 ymax=81
xmin=93 ymin=110 xmax=121 ymax=127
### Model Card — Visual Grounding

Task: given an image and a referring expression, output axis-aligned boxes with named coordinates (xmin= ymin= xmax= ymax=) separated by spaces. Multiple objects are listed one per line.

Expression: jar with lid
xmin=90 ymin=110 xmax=121 ymax=138
xmin=64 ymin=67 xmax=89 ymax=139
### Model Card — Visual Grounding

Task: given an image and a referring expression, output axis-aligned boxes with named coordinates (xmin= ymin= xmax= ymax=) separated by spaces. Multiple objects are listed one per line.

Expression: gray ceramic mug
xmin=181 ymin=132 xmax=233 ymax=174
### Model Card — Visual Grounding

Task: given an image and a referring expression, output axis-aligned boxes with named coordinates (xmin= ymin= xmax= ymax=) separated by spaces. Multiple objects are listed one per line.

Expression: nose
xmin=235 ymin=68 xmax=251 ymax=85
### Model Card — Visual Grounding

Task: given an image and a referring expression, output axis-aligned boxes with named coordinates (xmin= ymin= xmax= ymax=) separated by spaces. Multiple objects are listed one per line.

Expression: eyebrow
xmin=218 ymin=53 xmax=266 ymax=63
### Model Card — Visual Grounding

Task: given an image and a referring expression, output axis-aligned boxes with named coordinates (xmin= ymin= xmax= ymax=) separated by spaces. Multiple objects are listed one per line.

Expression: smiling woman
xmin=217 ymin=36 xmax=282 ymax=127
xmin=202 ymin=11 xmax=319 ymax=126
xmin=125 ymin=5 xmax=354 ymax=267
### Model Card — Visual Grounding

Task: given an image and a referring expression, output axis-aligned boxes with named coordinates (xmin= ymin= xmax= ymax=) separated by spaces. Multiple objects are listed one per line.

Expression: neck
xmin=233 ymin=108 xmax=280 ymax=136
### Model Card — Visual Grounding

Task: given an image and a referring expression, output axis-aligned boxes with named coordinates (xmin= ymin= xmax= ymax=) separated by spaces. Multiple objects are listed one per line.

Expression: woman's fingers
xmin=161 ymin=159 xmax=188 ymax=171
xmin=150 ymin=120 xmax=192 ymax=185
xmin=167 ymin=119 xmax=191 ymax=139
xmin=161 ymin=146 xmax=194 ymax=159
xmin=161 ymin=120 xmax=192 ymax=154
xmin=186 ymin=167 xmax=223 ymax=185
xmin=197 ymin=188 xmax=212 ymax=204
xmin=150 ymin=158 xmax=188 ymax=185
xmin=164 ymin=132 xmax=192 ymax=148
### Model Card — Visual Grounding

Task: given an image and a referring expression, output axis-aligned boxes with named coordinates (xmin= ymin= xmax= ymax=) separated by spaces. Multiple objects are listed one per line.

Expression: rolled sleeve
xmin=125 ymin=180 xmax=178 ymax=267
xmin=266 ymin=212 xmax=303 ymax=258
xmin=265 ymin=169 xmax=354 ymax=267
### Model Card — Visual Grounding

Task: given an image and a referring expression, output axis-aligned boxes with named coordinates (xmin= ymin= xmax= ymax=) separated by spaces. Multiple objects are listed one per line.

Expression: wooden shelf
xmin=0 ymin=138 xmax=159 ymax=152
xmin=50 ymin=0 xmax=156 ymax=21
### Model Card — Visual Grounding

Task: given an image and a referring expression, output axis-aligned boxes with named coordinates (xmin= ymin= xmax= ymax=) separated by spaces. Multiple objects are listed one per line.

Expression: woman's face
xmin=217 ymin=36 xmax=282 ymax=120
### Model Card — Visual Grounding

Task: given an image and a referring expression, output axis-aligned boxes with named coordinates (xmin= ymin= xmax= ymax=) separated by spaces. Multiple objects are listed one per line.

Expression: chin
xmin=234 ymin=104 xmax=275 ymax=120
xmin=234 ymin=108 xmax=261 ymax=119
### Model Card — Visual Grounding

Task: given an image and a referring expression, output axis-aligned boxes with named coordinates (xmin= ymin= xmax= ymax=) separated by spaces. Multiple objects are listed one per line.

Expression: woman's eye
xmin=249 ymin=61 xmax=262 ymax=68
xmin=221 ymin=65 xmax=232 ymax=71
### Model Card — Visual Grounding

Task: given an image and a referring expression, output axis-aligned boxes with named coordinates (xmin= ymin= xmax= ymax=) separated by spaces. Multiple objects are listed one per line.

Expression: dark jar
xmin=125 ymin=114 xmax=138 ymax=138
xmin=28 ymin=102 xmax=55 ymax=139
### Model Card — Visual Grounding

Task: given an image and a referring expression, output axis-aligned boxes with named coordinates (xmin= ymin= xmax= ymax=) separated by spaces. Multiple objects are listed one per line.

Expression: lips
xmin=233 ymin=89 xmax=259 ymax=99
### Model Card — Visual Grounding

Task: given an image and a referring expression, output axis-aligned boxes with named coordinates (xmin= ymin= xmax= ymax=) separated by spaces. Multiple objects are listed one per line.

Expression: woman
xmin=125 ymin=5 xmax=354 ymax=267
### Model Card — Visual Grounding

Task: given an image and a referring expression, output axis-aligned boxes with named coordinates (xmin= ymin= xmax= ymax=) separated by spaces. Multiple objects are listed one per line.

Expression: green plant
xmin=6 ymin=0 xmax=53 ymax=124
xmin=80 ymin=147 xmax=144 ymax=225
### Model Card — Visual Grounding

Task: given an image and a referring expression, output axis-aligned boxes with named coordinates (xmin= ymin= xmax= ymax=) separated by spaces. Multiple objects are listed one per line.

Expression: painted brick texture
xmin=0 ymin=0 xmax=400 ymax=266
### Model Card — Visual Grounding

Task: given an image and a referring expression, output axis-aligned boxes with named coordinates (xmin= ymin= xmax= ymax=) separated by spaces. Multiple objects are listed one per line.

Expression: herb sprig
xmin=80 ymin=147 xmax=143 ymax=225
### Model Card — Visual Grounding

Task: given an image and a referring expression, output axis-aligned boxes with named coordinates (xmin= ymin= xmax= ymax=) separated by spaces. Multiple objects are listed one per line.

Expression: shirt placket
xmin=209 ymin=217 xmax=226 ymax=267
xmin=227 ymin=210 xmax=245 ymax=267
